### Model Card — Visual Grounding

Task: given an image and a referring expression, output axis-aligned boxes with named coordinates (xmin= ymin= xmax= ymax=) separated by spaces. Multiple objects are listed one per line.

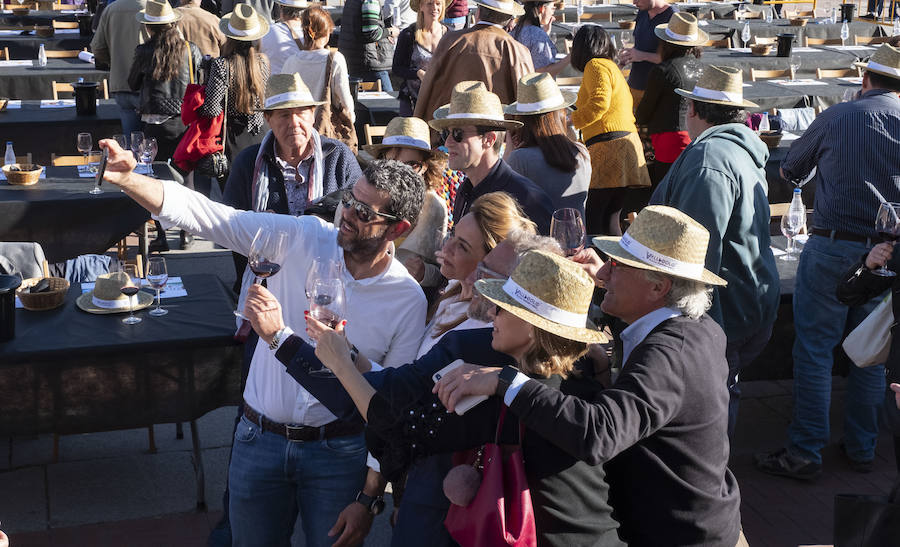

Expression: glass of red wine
xmin=550 ymin=208 xmax=586 ymax=257
xmin=120 ymin=263 xmax=143 ymax=325
xmin=235 ymin=227 xmax=290 ymax=319
xmin=873 ymin=202 xmax=900 ymax=277
xmin=308 ymin=278 xmax=347 ymax=377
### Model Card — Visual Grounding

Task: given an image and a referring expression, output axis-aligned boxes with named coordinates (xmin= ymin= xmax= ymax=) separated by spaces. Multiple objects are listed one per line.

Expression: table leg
xmin=190 ymin=419 xmax=206 ymax=511
xmin=139 ymin=221 xmax=149 ymax=259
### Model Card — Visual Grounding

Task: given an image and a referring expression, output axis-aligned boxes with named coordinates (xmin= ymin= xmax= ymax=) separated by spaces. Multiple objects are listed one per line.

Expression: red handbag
xmin=444 ymin=406 xmax=537 ymax=547
xmin=172 ymin=82 xmax=224 ymax=172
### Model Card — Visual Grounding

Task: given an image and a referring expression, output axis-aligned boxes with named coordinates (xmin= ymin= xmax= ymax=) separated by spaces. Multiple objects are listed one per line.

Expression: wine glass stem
xmin=130 ymin=296 xmax=135 ymax=321
xmin=155 ymin=288 xmax=161 ymax=312
xmin=787 ymin=236 xmax=794 ymax=256
xmin=253 ymin=276 xmax=263 ymax=285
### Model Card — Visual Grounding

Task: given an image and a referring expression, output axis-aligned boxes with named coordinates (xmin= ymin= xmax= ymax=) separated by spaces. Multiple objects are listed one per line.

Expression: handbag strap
xmin=287 ymin=22 xmax=304 ymax=53
xmin=185 ymin=41 xmax=194 ymax=85
xmin=221 ymin=60 xmax=228 ymax=145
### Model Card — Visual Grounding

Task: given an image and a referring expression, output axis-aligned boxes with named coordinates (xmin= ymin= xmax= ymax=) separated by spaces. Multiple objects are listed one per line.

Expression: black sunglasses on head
xmin=340 ymin=190 xmax=400 ymax=223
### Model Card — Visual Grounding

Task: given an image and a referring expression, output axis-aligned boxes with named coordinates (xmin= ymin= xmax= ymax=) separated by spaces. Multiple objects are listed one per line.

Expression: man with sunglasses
xmin=98 ymin=136 xmax=428 ymax=547
xmin=430 ymin=81 xmax=554 ymax=235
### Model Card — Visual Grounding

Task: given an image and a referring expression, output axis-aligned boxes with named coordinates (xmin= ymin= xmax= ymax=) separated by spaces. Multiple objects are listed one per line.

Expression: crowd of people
xmin=79 ymin=0 xmax=900 ymax=544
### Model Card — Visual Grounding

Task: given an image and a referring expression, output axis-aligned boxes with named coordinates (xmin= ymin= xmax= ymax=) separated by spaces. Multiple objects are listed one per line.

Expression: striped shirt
xmin=781 ymin=89 xmax=900 ymax=238
xmin=361 ymin=0 xmax=385 ymax=42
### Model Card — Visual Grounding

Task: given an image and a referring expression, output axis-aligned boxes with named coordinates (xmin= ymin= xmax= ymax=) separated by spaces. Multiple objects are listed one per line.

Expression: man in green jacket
xmin=649 ymin=65 xmax=780 ymax=437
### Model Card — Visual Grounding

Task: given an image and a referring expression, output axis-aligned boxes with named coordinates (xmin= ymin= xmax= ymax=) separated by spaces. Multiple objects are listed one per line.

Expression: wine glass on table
xmin=873 ymin=202 xmax=900 ymax=277
xmin=130 ymin=131 xmax=144 ymax=171
xmin=120 ymin=263 xmax=143 ymax=325
xmin=550 ymin=208 xmax=586 ymax=257
xmin=141 ymin=137 xmax=158 ymax=177
xmin=87 ymin=150 xmax=103 ymax=194
xmin=146 ymin=256 xmax=168 ymax=317
xmin=305 ymin=257 xmax=343 ymax=300
xmin=234 ymin=227 xmax=290 ymax=319
xmin=779 ymin=209 xmax=805 ymax=261
xmin=789 ymin=57 xmax=801 ymax=80
xmin=77 ymin=132 xmax=91 ymax=173
xmin=307 ymin=278 xmax=347 ymax=377
xmin=741 ymin=21 xmax=751 ymax=48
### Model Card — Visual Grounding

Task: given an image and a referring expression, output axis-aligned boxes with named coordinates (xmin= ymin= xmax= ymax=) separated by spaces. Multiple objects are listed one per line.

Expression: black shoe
xmin=838 ymin=441 xmax=874 ymax=473
xmin=149 ymin=237 xmax=169 ymax=253
xmin=754 ymin=448 xmax=822 ymax=480
xmin=179 ymin=231 xmax=194 ymax=250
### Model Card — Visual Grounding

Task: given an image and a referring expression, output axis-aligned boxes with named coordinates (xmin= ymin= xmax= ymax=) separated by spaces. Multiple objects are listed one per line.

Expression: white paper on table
xmin=698 ymin=20 xmax=709 ymax=26
xmin=731 ymin=47 xmax=751 ymax=53
xmin=55 ymin=28 xmax=81 ymax=34
xmin=4 ymin=100 xmax=22 ymax=109
xmin=0 ymin=30 xmax=24 ymax=35
xmin=790 ymin=47 xmax=818 ymax=52
xmin=826 ymin=45 xmax=874 ymax=52
xmin=76 ymin=164 xmax=96 ymax=178
xmin=80 ymin=277 xmax=188 ymax=299
xmin=356 ymin=91 xmax=394 ymax=99
xmin=559 ymin=85 xmax=579 ymax=93
xmin=768 ymin=79 xmax=829 ymax=86
xmin=77 ymin=50 xmax=94 ymax=63
xmin=839 ymin=76 xmax=863 ymax=84
xmin=770 ymin=246 xmax=786 ymax=257
xmin=781 ymin=131 xmax=801 ymax=142
xmin=555 ymin=52 xmax=567 ymax=60
xmin=0 ymin=60 xmax=34 ymax=67
xmin=0 ymin=166 xmax=46 ymax=180
xmin=40 ymin=99 xmax=76 ymax=108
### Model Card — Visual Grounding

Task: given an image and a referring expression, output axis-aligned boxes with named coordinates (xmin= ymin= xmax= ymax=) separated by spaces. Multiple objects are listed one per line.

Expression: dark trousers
xmin=586 ymin=187 xmax=627 ymax=236
xmin=726 ymin=322 xmax=774 ymax=437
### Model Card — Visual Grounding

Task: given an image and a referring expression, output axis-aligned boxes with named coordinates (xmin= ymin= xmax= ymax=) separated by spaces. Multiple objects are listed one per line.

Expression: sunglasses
xmin=403 ymin=160 xmax=424 ymax=171
xmin=340 ymin=190 xmax=400 ymax=223
xmin=475 ymin=262 xmax=505 ymax=281
xmin=440 ymin=127 xmax=482 ymax=143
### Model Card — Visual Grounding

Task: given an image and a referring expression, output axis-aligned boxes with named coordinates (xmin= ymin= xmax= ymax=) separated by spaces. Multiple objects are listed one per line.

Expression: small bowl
xmin=34 ymin=25 xmax=54 ymax=37
xmin=618 ymin=20 xmax=636 ymax=30
xmin=789 ymin=17 xmax=808 ymax=26
xmin=16 ymin=277 xmax=69 ymax=311
xmin=751 ymin=44 xmax=772 ymax=56
xmin=2 ymin=163 xmax=42 ymax=185
xmin=759 ymin=130 xmax=783 ymax=149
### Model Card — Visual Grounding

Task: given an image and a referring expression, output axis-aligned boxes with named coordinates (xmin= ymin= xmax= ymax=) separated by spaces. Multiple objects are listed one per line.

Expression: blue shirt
xmin=512 ymin=24 xmax=557 ymax=70
xmin=781 ymin=89 xmax=900 ymax=238
xmin=627 ymin=6 xmax=674 ymax=90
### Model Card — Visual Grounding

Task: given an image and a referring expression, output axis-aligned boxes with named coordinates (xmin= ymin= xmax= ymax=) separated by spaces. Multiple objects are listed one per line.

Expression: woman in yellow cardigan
xmin=571 ymin=25 xmax=650 ymax=236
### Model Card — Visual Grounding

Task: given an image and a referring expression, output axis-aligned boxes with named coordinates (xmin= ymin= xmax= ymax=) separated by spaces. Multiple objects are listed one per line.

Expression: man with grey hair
xmin=435 ymin=205 xmax=745 ymax=546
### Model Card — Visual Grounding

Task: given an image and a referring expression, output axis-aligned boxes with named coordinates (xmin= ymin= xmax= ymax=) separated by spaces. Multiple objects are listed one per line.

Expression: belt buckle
xmin=285 ymin=424 xmax=308 ymax=442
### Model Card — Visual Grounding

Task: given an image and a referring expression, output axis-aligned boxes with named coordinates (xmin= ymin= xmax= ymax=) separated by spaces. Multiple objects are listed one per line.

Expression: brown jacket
xmin=413 ymin=23 xmax=533 ymax=123
xmin=177 ymin=5 xmax=226 ymax=58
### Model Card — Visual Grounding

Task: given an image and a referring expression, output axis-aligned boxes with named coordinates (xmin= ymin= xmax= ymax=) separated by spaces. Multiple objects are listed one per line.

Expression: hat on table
xmin=220 ymin=4 xmax=270 ymax=42
xmin=76 ymin=272 xmax=154 ymax=315
xmin=263 ymin=73 xmax=325 ymax=111
xmin=135 ymin=0 xmax=182 ymax=24
xmin=654 ymin=12 xmax=709 ymax=47
xmin=474 ymin=0 xmax=525 ymax=17
xmin=475 ymin=250 xmax=608 ymax=343
xmin=675 ymin=65 xmax=758 ymax=108
xmin=363 ymin=117 xmax=446 ymax=156
xmin=854 ymin=44 xmax=900 ymax=81
xmin=429 ymin=81 xmax=523 ymax=131
xmin=504 ymin=72 xmax=577 ymax=116
xmin=593 ymin=205 xmax=728 ymax=286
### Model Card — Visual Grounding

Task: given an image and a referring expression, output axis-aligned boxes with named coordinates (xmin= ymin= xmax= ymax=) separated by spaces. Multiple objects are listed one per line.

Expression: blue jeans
xmin=443 ymin=16 xmax=466 ymax=30
xmin=113 ymin=91 xmax=143 ymax=140
xmin=787 ymin=235 xmax=886 ymax=464
xmin=228 ymin=415 xmax=368 ymax=547
xmin=372 ymin=70 xmax=393 ymax=92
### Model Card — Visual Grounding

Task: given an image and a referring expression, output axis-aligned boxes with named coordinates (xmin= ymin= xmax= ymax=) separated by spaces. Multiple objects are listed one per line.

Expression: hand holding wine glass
xmin=308 ymin=278 xmax=347 ymax=376
xmin=551 ymin=208 xmax=586 ymax=257
xmin=305 ymin=257 xmax=342 ymax=300
xmin=235 ymin=227 xmax=290 ymax=319
xmin=873 ymin=202 xmax=900 ymax=277
xmin=146 ymin=256 xmax=168 ymax=317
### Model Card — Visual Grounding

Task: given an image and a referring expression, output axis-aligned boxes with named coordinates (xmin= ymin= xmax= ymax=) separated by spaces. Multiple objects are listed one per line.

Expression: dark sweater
xmin=338 ymin=0 xmax=394 ymax=75
xmin=634 ymin=56 xmax=699 ymax=135
xmin=509 ymin=315 xmax=741 ymax=547
xmin=128 ymin=40 xmax=203 ymax=117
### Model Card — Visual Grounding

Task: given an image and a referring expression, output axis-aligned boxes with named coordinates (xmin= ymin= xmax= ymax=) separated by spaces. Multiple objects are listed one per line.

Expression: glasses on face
xmin=441 ymin=127 xmax=481 ymax=144
xmin=475 ymin=261 xmax=505 ymax=281
xmin=340 ymin=190 xmax=400 ymax=223
xmin=404 ymin=160 xmax=424 ymax=171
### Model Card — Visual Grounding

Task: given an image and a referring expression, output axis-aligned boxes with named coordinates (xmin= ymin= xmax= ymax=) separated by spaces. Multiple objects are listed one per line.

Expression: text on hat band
xmin=265 ymin=91 xmax=310 ymax=108
xmin=690 ymin=85 xmax=742 ymax=104
xmin=619 ymin=232 xmax=705 ymax=278
xmin=382 ymin=135 xmax=431 ymax=149
xmin=516 ymin=94 xmax=566 ymax=113
xmin=665 ymin=27 xmax=698 ymax=42
xmin=501 ymin=278 xmax=588 ymax=328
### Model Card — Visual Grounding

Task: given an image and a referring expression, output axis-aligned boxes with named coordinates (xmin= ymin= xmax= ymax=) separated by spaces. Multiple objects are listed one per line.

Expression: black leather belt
xmin=243 ymin=404 xmax=363 ymax=442
xmin=810 ymin=228 xmax=873 ymax=244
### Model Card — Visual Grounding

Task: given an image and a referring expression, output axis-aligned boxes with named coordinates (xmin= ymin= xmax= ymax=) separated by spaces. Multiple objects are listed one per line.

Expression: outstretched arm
xmin=99 ymin=139 xmax=164 ymax=215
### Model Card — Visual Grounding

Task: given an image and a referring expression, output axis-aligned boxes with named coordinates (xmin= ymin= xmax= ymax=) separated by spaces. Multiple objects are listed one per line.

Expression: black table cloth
xmin=700 ymin=45 xmax=867 ymax=78
xmin=0 ymin=28 xmax=92 ymax=59
xmin=743 ymin=77 xmax=861 ymax=111
xmin=0 ymin=57 xmax=108 ymax=100
xmin=0 ymin=8 xmax=80 ymax=26
xmin=708 ymin=18 xmax=881 ymax=46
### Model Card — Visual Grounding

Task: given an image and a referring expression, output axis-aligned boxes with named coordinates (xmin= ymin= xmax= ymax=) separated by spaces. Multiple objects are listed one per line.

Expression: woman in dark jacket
xmin=391 ymin=0 xmax=446 ymax=116
xmin=837 ymin=240 xmax=900 ymax=473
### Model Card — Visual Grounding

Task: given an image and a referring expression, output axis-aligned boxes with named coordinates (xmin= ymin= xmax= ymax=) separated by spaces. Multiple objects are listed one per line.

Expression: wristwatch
xmin=495 ymin=365 xmax=519 ymax=399
xmin=355 ymin=491 xmax=385 ymax=516
xmin=268 ymin=326 xmax=290 ymax=351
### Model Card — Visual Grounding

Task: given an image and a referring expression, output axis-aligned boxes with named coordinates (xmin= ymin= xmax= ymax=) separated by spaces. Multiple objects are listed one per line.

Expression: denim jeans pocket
xmin=234 ymin=415 xmax=261 ymax=444
xmin=323 ymin=433 xmax=366 ymax=455
xmin=800 ymin=243 xmax=858 ymax=299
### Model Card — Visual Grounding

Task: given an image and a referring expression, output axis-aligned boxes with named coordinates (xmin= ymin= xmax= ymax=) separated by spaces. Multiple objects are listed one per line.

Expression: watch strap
xmin=495 ymin=365 xmax=519 ymax=399
xmin=355 ymin=491 xmax=384 ymax=515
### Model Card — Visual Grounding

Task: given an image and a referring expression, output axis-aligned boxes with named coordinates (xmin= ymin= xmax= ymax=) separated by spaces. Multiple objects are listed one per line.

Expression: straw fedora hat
xmin=263 ymin=73 xmax=325 ymax=111
xmin=854 ymin=43 xmax=900 ymax=81
xmin=76 ymin=272 xmax=154 ymax=315
xmin=220 ymin=4 xmax=270 ymax=42
xmin=593 ymin=206 xmax=727 ymax=286
xmin=430 ymin=81 xmax=523 ymax=131
xmin=135 ymin=0 xmax=182 ymax=24
xmin=363 ymin=116 xmax=446 ymax=156
xmin=654 ymin=12 xmax=709 ymax=47
xmin=475 ymin=250 xmax=607 ymax=343
xmin=504 ymin=72 xmax=577 ymax=116
xmin=474 ymin=0 xmax=525 ymax=17
xmin=675 ymin=65 xmax=758 ymax=108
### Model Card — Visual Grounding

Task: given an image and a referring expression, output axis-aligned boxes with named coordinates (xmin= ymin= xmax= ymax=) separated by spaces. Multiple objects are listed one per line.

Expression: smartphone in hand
xmin=432 ymin=359 xmax=489 ymax=415
xmin=95 ymin=147 xmax=109 ymax=187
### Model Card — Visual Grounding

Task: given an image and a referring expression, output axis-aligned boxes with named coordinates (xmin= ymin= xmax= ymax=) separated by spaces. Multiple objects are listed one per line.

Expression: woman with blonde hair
xmin=391 ymin=0 xmax=447 ymax=115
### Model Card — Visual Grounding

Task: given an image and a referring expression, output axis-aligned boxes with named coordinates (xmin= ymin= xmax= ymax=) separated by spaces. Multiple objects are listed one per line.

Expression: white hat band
xmin=619 ymin=232 xmax=705 ymax=278
xmin=867 ymin=60 xmax=900 ymax=77
xmin=446 ymin=112 xmax=506 ymax=121
xmin=144 ymin=12 xmax=177 ymax=22
xmin=665 ymin=27 xmax=698 ymax=41
xmin=382 ymin=135 xmax=431 ymax=149
xmin=515 ymin=94 xmax=565 ymax=113
xmin=92 ymin=295 xmax=132 ymax=309
xmin=478 ymin=0 xmax=517 ymax=11
xmin=265 ymin=91 xmax=311 ymax=108
xmin=228 ymin=21 xmax=260 ymax=36
xmin=691 ymin=85 xmax=743 ymax=104
xmin=502 ymin=278 xmax=588 ymax=328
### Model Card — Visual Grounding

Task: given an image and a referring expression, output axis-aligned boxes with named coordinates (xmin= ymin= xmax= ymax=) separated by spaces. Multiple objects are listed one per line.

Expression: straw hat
xmin=262 ymin=73 xmax=324 ymax=111
xmin=504 ymin=72 xmax=577 ymax=116
xmin=135 ymin=0 xmax=182 ymax=24
xmin=430 ymin=81 xmax=523 ymax=131
xmin=675 ymin=65 xmax=758 ymax=108
xmin=220 ymin=4 xmax=270 ymax=42
xmin=474 ymin=0 xmax=525 ymax=16
xmin=475 ymin=250 xmax=607 ymax=343
xmin=593 ymin=206 xmax=727 ymax=286
xmin=363 ymin=116 xmax=446 ymax=156
xmin=654 ymin=12 xmax=709 ymax=47
xmin=76 ymin=272 xmax=154 ymax=315
xmin=854 ymin=43 xmax=900 ymax=81
xmin=275 ymin=0 xmax=310 ymax=7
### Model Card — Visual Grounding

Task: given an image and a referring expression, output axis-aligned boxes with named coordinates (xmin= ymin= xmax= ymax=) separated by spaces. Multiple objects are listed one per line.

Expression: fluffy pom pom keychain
xmin=443 ymin=446 xmax=485 ymax=506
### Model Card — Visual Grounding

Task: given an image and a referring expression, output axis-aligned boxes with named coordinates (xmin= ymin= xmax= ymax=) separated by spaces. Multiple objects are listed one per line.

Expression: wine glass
xmin=120 ymin=263 xmax=143 ymax=325
xmin=146 ymin=256 xmax=168 ymax=317
xmin=780 ymin=210 xmax=805 ymax=261
xmin=620 ymin=31 xmax=633 ymax=50
xmin=840 ymin=21 xmax=850 ymax=46
xmin=305 ymin=257 xmax=343 ymax=300
xmin=88 ymin=150 xmax=103 ymax=194
xmin=112 ymin=134 xmax=127 ymax=149
xmin=141 ymin=137 xmax=158 ymax=177
xmin=308 ymin=278 xmax=347 ymax=377
xmin=764 ymin=7 xmax=773 ymax=23
xmin=873 ymin=202 xmax=900 ymax=277
xmin=550 ymin=208 xmax=586 ymax=257
xmin=130 ymin=131 xmax=144 ymax=170
xmin=789 ymin=57 xmax=801 ymax=80
xmin=234 ymin=228 xmax=290 ymax=319
xmin=77 ymin=132 xmax=91 ymax=171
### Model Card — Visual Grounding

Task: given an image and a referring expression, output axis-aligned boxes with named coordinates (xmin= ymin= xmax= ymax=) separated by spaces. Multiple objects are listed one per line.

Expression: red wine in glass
xmin=249 ymin=259 xmax=282 ymax=279
xmin=235 ymin=228 xmax=290 ymax=319
xmin=120 ymin=286 xmax=140 ymax=297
